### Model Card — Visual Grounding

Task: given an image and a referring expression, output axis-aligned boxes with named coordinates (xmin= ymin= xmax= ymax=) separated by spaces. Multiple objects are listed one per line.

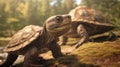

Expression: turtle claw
xmin=63 ymin=46 xmax=77 ymax=55
xmin=107 ymin=32 xmax=117 ymax=40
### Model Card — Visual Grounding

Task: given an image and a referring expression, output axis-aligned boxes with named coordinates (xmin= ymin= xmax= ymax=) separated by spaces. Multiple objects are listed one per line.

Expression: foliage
xmin=0 ymin=0 xmax=77 ymax=37
xmin=1 ymin=0 xmax=120 ymax=37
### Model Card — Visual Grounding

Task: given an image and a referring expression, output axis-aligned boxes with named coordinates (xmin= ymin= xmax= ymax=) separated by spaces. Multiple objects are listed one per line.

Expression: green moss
xmin=56 ymin=55 xmax=100 ymax=67
xmin=24 ymin=36 xmax=119 ymax=67
xmin=67 ymin=38 xmax=120 ymax=66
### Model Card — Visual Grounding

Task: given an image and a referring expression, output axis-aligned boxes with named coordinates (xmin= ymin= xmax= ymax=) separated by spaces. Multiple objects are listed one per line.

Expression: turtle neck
xmin=36 ymin=26 xmax=58 ymax=48
xmin=42 ymin=27 xmax=57 ymax=44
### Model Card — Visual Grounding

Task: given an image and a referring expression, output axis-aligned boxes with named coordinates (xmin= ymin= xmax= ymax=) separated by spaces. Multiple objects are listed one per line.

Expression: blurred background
xmin=0 ymin=0 xmax=120 ymax=46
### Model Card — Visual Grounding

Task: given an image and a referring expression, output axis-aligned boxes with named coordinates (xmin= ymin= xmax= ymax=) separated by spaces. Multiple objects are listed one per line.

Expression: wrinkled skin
xmin=0 ymin=15 xmax=71 ymax=67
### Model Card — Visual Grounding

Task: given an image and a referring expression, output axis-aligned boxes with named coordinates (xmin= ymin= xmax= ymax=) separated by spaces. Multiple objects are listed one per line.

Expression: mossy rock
xmin=70 ymin=38 xmax=120 ymax=67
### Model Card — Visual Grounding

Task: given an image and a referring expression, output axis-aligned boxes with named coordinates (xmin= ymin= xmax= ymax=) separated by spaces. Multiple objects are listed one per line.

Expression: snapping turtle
xmin=0 ymin=15 xmax=71 ymax=67
xmin=61 ymin=6 xmax=114 ymax=48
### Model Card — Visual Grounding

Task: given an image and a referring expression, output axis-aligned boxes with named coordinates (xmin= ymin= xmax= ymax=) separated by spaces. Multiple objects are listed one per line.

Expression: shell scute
xmin=69 ymin=6 xmax=114 ymax=27
xmin=4 ymin=25 xmax=42 ymax=52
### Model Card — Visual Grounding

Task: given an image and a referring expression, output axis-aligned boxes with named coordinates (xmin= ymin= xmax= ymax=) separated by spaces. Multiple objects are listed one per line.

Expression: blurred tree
xmin=0 ymin=0 xmax=27 ymax=36
xmin=26 ymin=0 xmax=40 ymax=25
xmin=0 ymin=0 xmax=8 ymax=36
xmin=62 ymin=0 xmax=76 ymax=11
xmin=0 ymin=0 xmax=77 ymax=37
xmin=51 ymin=0 xmax=62 ymax=14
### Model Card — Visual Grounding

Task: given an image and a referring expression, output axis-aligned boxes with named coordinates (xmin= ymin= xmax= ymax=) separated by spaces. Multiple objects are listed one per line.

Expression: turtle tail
xmin=0 ymin=53 xmax=18 ymax=67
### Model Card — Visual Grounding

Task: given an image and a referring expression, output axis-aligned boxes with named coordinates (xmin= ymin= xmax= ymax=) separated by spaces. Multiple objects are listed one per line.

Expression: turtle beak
xmin=57 ymin=15 xmax=71 ymax=30
xmin=46 ymin=15 xmax=71 ymax=33
xmin=51 ymin=15 xmax=71 ymax=29
xmin=64 ymin=15 xmax=71 ymax=20
xmin=60 ymin=15 xmax=71 ymax=26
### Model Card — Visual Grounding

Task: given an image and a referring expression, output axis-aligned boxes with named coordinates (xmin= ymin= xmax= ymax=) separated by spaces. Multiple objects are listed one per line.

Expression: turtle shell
xmin=4 ymin=25 xmax=43 ymax=52
xmin=69 ymin=6 xmax=114 ymax=34
xmin=69 ymin=6 xmax=114 ymax=27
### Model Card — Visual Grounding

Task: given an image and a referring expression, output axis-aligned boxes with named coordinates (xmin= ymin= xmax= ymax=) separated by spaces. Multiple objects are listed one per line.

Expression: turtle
xmin=60 ymin=6 xmax=114 ymax=48
xmin=0 ymin=14 xmax=71 ymax=67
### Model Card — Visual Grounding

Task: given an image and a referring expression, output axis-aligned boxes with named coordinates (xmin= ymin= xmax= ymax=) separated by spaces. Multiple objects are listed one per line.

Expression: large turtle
xmin=0 ymin=15 xmax=71 ymax=67
xmin=60 ymin=6 xmax=114 ymax=48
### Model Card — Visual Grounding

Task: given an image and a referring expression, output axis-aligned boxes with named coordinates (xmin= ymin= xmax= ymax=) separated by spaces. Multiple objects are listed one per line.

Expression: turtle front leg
xmin=0 ymin=53 xmax=18 ymax=67
xmin=107 ymin=32 xmax=117 ymax=40
xmin=49 ymin=41 xmax=64 ymax=58
xmin=23 ymin=47 xmax=38 ymax=67
xmin=75 ymin=25 xmax=89 ymax=48
xmin=60 ymin=36 xmax=68 ymax=45
xmin=66 ymin=25 xmax=89 ymax=54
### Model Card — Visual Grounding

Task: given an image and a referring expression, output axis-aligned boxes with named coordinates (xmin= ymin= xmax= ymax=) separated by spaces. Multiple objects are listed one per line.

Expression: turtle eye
xmin=56 ymin=16 xmax=63 ymax=23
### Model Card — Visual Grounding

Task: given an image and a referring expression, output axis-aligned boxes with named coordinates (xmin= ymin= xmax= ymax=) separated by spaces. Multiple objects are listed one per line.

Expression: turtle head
xmin=44 ymin=15 xmax=71 ymax=35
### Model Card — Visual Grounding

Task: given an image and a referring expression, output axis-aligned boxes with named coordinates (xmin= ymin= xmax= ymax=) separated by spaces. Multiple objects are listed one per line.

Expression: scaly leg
xmin=49 ymin=41 xmax=64 ymax=58
xmin=60 ymin=36 xmax=68 ymax=45
xmin=65 ymin=25 xmax=89 ymax=54
xmin=0 ymin=53 xmax=18 ymax=67
xmin=75 ymin=24 xmax=89 ymax=48
xmin=23 ymin=47 xmax=38 ymax=67
xmin=107 ymin=32 xmax=117 ymax=40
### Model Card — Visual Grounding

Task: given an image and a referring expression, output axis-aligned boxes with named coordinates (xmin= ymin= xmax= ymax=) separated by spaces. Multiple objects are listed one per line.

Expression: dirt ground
xmin=0 ymin=31 xmax=120 ymax=67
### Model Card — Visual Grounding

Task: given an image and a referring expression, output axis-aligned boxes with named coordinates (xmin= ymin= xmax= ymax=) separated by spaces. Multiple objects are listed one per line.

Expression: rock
xmin=0 ymin=47 xmax=8 ymax=63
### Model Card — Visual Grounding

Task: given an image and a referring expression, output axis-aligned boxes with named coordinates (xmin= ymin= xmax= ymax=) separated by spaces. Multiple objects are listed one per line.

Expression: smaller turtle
xmin=60 ymin=6 xmax=114 ymax=48
xmin=0 ymin=15 xmax=71 ymax=67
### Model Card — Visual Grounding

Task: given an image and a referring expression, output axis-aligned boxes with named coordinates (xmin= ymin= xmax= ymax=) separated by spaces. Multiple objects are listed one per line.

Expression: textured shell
xmin=69 ymin=6 xmax=114 ymax=27
xmin=4 ymin=25 xmax=43 ymax=52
